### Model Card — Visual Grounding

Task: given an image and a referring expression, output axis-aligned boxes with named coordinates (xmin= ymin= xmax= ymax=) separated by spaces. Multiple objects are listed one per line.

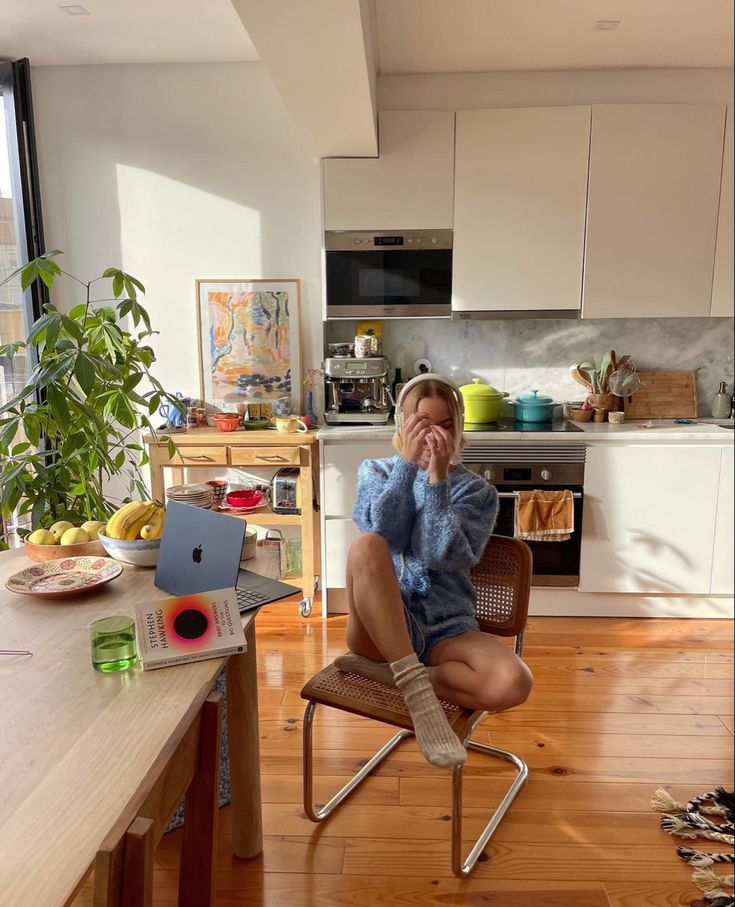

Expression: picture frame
xmin=196 ymin=279 xmax=302 ymax=414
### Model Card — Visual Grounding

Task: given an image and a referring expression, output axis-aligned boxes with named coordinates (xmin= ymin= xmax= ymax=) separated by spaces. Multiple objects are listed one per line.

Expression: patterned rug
xmin=652 ymin=787 xmax=734 ymax=906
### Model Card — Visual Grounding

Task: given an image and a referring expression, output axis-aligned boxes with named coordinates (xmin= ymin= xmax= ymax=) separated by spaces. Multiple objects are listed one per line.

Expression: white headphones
xmin=395 ymin=373 xmax=465 ymax=437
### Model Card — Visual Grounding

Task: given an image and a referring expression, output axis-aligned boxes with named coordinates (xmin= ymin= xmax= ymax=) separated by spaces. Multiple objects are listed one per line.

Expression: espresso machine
xmin=324 ymin=357 xmax=392 ymax=424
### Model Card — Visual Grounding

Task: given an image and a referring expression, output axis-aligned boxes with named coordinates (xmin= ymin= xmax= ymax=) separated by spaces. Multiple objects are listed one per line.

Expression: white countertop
xmin=317 ymin=419 xmax=735 ymax=443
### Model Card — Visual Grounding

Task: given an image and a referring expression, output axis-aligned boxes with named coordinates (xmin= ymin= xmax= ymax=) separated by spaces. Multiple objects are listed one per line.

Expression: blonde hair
xmin=393 ymin=378 xmax=466 ymax=461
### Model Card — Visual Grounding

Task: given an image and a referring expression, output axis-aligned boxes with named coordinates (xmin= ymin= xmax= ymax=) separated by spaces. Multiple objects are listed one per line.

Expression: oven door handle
xmin=496 ymin=491 xmax=583 ymax=499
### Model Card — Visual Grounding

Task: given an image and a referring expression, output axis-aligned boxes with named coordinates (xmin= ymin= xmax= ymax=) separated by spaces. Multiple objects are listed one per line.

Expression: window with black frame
xmin=0 ymin=59 xmax=47 ymax=545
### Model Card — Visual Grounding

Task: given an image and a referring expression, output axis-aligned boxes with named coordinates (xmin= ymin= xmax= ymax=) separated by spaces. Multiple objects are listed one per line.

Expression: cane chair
xmin=300 ymin=534 xmax=533 ymax=878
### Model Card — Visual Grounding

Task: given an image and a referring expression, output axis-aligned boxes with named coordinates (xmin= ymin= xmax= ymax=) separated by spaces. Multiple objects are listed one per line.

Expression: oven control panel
xmin=483 ymin=466 xmax=559 ymax=483
xmin=473 ymin=462 xmax=584 ymax=487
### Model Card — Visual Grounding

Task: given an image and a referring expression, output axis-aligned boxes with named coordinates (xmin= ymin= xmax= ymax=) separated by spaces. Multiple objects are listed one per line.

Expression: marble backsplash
xmin=326 ymin=317 xmax=734 ymax=415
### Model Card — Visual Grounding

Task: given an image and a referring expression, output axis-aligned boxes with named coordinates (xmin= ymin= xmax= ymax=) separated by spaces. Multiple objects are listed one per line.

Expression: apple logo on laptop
xmin=192 ymin=544 xmax=203 ymax=564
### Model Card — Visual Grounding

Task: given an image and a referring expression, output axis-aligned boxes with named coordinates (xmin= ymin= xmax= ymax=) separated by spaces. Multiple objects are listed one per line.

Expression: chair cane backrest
xmin=471 ymin=535 xmax=532 ymax=638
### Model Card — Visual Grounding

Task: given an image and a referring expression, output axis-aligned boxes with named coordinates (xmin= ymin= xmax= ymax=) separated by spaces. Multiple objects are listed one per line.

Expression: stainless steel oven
xmin=464 ymin=443 xmax=586 ymax=587
xmin=325 ymin=229 xmax=452 ymax=318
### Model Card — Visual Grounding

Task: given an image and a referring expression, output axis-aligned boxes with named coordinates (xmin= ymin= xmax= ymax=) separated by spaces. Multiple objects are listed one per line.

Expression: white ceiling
xmin=375 ymin=0 xmax=735 ymax=73
xmin=0 ymin=0 xmax=259 ymax=66
xmin=1 ymin=0 xmax=732 ymax=72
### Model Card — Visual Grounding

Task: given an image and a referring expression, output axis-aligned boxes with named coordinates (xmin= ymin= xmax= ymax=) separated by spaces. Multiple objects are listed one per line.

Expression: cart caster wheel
xmin=299 ymin=598 xmax=313 ymax=618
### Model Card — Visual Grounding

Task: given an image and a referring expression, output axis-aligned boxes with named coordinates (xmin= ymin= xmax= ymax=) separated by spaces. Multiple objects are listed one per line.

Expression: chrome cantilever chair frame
xmin=301 ymin=534 xmax=533 ymax=878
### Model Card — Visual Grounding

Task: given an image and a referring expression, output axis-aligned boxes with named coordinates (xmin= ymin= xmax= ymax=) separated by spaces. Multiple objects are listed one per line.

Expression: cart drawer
xmin=229 ymin=446 xmax=302 ymax=466
xmin=158 ymin=445 xmax=228 ymax=466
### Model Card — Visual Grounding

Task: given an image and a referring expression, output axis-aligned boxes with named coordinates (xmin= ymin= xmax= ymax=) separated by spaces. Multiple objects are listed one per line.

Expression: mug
xmin=275 ymin=415 xmax=308 ymax=433
xmin=354 ymin=336 xmax=371 ymax=358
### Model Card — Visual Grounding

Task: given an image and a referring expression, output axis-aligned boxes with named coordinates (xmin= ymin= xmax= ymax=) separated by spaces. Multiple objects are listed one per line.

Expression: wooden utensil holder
xmin=586 ymin=393 xmax=616 ymax=412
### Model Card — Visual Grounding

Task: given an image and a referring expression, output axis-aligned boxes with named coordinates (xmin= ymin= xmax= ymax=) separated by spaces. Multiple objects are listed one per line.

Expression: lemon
xmin=80 ymin=520 xmax=106 ymax=541
xmin=60 ymin=527 xmax=90 ymax=545
xmin=49 ymin=520 xmax=74 ymax=541
xmin=28 ymin=529 xmax=58 ymax=546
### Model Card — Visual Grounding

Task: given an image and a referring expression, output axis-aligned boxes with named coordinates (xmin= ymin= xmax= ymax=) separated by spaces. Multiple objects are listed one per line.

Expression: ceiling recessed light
xmin=593 ymin=19 xmax=621 ymax=31
xmin=59 ymin=4 xmax=90 ymax=14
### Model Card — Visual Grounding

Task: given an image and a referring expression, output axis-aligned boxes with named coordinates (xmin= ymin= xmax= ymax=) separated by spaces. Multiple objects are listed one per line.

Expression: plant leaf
xmin=26 ymin=313 xmax=54 ymax=346
xmin=112 ymin=272 xmax=124 ymax=298
xmin=20 ymin=262 xmax=39 ymax=291
xmin=60 ymin=315 xmax=84 ymax=344
xmin=74 ymin=352 xmax=96 ymax=395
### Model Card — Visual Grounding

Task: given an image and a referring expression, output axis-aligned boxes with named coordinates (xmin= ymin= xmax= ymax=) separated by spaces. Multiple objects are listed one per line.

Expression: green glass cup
xmin=90 ymin=616 xmax=138 ymax=673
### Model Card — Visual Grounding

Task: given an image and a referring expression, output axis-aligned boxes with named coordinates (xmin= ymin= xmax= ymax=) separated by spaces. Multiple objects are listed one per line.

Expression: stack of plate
xmin=166 ymin=483 xmax=215 ymax=509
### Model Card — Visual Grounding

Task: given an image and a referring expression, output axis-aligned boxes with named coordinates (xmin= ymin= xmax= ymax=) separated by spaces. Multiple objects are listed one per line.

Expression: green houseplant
xmin=0 ymin=250 xmax=179 ymax=548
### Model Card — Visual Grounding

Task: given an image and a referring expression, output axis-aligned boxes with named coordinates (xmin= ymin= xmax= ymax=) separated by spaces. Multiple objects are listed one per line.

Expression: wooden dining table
xmin=0 ymin=547 xmax=264 ymax=907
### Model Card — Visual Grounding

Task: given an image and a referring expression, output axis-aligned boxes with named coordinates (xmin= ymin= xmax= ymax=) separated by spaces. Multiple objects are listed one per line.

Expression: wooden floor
xmin=78 ymin=609 xmax=734 ymax=907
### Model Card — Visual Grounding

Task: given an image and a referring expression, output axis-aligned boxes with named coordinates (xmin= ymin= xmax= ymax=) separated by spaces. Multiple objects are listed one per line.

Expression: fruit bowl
xmin=23 ymin=538 xmax=107 ymax=563
xmin=98 ymin=531 xmax=161 ymax=567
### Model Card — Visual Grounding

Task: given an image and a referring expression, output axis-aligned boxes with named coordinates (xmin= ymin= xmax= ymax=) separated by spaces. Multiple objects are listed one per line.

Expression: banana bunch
xmin=105 ymin=501 xmax=165 ymax=541
xmin=140 ymin=506 xmax=165 ymax=540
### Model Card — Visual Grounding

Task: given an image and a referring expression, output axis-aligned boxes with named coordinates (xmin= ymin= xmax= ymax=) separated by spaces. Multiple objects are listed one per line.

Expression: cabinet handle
xmin=184 ymin=455 xmax=213 ymax=461
xmin=255 ymin=455 xmax=288 ymax=462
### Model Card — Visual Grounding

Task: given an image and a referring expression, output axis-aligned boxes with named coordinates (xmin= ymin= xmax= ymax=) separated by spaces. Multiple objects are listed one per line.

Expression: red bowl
xmin=226 ymin=489 xmax=264 ymax=508
xmin=214 ymin=414 xmax=240 ymax=432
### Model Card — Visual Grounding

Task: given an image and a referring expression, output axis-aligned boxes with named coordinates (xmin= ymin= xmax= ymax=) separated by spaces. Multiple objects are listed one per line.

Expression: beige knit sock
xmin=391 ymin=653 xmax=466 ymax=768
xmin=334 ymin=653 xmax=395 ymax=685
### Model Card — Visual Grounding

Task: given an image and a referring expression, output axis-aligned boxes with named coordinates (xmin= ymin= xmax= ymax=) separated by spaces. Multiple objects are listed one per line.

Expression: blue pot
xmin=508 ymin=389 xmax=557 ymax=422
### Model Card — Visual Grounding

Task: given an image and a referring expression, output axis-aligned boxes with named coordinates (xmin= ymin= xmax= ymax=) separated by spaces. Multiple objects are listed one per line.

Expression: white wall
xmin=378 ymin=67 xmax=734 ymax=110
xmin=31 ymin=62 xmax=323 ymax=405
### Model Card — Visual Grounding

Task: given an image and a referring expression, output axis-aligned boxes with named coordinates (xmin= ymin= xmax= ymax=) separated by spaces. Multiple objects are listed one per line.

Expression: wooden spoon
xmin=570 ymin=366 xmax=594 ymax=392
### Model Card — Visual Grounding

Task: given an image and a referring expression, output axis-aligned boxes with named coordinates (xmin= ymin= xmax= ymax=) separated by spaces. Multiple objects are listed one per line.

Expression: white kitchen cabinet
xmin=711 ymin=446 xmax=734 ymax=594
xmin=452 ymin=106 xmax=591 ymax=314
xmin=324 ymin=518 xmax=362 ymax=588
xmin=321 ymin=439 xmax=395 ymax=612
xmin=322 ymin=110 xmax=455 ymax=231
xmin=582 ymin=104 xmax=726 ymax=319
xmin=580 ymin=444 xmax=722 ymax=594
xmin=323 ymin=439 xmax=393 ymax=516
xmin=711 ymin=108 xmax=734 ymax=317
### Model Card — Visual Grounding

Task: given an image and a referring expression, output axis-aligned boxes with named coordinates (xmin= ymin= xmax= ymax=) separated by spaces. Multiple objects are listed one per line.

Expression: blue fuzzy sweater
xmin=353 ymin=456 xmax=498 ymax=619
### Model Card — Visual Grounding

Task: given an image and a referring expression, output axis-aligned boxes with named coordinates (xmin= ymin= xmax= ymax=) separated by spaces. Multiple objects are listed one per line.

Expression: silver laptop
xmin=155 ymin=501 xmax=301 ymax=612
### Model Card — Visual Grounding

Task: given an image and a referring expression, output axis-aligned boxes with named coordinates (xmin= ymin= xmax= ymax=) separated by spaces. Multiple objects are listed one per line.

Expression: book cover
xmin=135 ymin=587 xmax=247 ymax=671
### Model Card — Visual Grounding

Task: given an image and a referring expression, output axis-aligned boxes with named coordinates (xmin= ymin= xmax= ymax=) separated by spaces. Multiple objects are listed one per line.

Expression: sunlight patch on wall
xmin=115 ymin=163 xmax=262 ymax=399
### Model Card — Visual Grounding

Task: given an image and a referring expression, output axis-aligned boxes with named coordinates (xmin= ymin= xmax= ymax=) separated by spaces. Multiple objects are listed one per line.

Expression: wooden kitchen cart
xmin=144 ymin=427 xmax=320 ymax=614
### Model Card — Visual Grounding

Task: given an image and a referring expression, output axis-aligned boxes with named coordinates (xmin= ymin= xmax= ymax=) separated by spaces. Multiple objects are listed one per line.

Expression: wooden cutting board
xmin=623 ymin=371 xmax=698 ymax=419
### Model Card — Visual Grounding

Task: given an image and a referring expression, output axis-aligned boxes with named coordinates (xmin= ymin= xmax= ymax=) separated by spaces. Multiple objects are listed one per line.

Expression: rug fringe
xmin=692 ymin=867 xmax=735 ymax=894
xmin=652 ymin=787 xmax=687 ymax=814
xmin=678 ymin=846 xmax=735 ymax=866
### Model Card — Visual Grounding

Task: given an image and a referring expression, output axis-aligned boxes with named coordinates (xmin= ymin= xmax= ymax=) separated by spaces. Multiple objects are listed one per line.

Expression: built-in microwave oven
xmin=325 ymin=229 xmax=452 ymax=319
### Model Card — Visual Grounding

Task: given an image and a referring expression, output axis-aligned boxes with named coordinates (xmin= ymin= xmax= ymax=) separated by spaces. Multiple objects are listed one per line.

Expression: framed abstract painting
xmin=196 ymin=279 xmax=302 ymax=413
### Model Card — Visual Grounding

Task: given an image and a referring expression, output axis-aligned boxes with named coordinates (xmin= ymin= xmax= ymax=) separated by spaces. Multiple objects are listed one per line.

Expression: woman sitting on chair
xmin=335 ymin=374 xmax=533 ymax=769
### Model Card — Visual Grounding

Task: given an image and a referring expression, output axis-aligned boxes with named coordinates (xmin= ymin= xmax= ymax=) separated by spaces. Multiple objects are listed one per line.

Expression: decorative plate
xmin=5 ymin=556 xmax=123 ymax=600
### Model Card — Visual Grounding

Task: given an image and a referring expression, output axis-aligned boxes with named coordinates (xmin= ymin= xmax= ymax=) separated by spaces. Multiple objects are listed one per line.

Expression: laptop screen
xmin=155 ymin=501 xmax=246 ymax=597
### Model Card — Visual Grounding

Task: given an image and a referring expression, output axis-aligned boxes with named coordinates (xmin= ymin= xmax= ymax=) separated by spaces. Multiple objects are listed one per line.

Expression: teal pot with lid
xmin=509 ymin=389 xmax=557 ymax=422
xmin=459 ymin=378 xmax=509 ymax=424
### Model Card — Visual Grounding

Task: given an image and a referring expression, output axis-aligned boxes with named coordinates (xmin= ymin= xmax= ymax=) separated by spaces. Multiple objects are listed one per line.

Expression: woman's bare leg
xmin=340 ymin=532 xmax=466 ymax=768
xmin=344 ymin=532 xmax=414 ymax=663
xmin=428 ymin=631 xmax=533 ymax=712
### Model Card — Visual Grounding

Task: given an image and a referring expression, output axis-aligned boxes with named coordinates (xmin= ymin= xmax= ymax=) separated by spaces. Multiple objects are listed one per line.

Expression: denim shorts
xmin=402 ymin=594 xmax=479 ymax=666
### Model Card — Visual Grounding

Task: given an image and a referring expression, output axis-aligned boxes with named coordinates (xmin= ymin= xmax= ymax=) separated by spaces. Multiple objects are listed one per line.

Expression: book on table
xmin=134 ymin=587 xmax=246 ymax=671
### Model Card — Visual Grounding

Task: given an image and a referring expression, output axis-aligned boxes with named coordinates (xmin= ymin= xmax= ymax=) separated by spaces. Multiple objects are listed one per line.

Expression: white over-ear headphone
xmin=394 ymin=373 xmax=465 ymax=433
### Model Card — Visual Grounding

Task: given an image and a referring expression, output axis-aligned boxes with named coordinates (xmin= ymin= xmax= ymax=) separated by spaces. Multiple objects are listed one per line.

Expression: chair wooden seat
xmin=301 ymin=534 xmax=533 ymax=878
xmin=301 ymin=662 xmax=481 ymax=741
